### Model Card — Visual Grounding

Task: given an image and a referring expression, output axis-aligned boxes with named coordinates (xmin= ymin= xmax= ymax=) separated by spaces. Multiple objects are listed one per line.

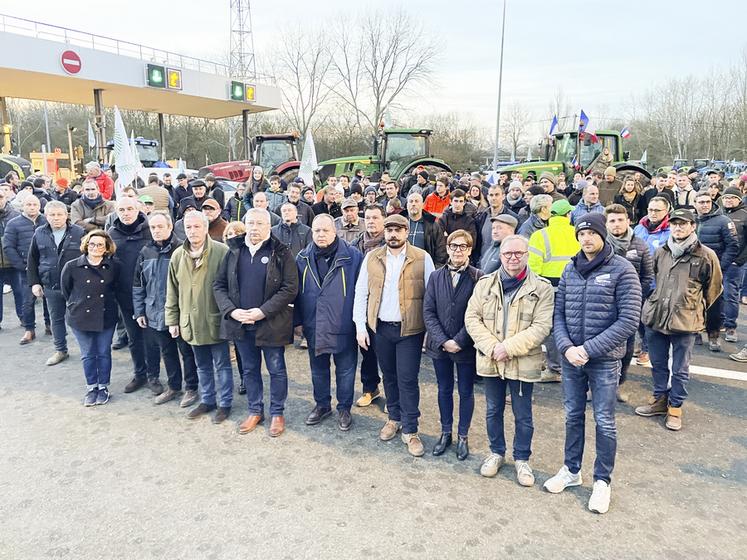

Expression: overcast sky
xmin=2 ymin=0 xmax=745 ymax=137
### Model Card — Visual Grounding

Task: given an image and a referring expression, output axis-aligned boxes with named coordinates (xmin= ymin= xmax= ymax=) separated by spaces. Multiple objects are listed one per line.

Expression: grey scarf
xmin=607 ymin=228 xmax=633 ymax=255
xmin=667 ymin=232 xmax=698 ymax=259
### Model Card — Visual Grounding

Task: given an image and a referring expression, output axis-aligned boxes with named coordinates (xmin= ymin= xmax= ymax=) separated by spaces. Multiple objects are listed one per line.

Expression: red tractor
xmin=199 ymin=133 xmax=301 ymax=183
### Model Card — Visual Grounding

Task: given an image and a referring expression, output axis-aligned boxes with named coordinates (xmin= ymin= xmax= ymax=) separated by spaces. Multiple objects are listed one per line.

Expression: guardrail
xmin=0 ymin=12 xmax=275 ymax=83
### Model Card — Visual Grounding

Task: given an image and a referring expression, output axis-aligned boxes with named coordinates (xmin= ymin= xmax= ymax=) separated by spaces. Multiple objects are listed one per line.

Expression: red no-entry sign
xmin=61 ymin=50 xmax=82 ymax=74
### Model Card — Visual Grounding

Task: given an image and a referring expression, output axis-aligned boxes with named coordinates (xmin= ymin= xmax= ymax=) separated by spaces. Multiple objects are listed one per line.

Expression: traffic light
xmin=167 ymin=69 xmax=182 ymax=90
xmin=230 ymin=81 xmax=245 ymax=101
xmin=146 ymin=64 xmax=166 ymax=88
xmin=245 ymin=84 xmax=256 ymax=102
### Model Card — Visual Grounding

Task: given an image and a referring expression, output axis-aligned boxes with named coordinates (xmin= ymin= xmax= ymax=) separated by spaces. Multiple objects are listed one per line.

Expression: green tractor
xmin=499 ymin=129 xmax=650 ymax=181
xmin=317 ymin=128 xmax=452 ymax=184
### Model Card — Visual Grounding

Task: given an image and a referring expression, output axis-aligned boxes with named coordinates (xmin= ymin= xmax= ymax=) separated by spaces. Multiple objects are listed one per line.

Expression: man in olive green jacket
xmin=165 ymin=212 xmax=232 ymax=424
xmin=465 ymin=234 xmax=554 ymax=487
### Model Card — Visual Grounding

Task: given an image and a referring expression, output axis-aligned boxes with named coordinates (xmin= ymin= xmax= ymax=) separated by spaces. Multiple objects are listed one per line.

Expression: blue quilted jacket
xmin=554 ymin=247 xmax=642 ymax=361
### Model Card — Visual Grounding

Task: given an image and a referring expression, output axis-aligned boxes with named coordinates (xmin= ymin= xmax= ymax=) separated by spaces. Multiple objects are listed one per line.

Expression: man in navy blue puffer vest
xmin=543 ymin=212 xmax=642 ymax=515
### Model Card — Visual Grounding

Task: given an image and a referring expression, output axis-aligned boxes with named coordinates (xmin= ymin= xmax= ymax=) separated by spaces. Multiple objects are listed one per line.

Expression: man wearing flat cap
xmin=480 ymin=214 xmax=518 ymax=274
xmin=353 ymin=213 xmax=435 ymax=457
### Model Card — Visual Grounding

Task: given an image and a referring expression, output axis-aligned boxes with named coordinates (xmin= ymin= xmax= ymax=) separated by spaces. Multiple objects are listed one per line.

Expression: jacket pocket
xmin=179 ymin=315 xmax=193 ymax=341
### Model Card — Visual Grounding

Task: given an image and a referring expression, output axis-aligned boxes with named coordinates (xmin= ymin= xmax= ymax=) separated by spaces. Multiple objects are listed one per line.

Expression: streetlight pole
xmin=493 ymin=0 xmax=507 ymax=168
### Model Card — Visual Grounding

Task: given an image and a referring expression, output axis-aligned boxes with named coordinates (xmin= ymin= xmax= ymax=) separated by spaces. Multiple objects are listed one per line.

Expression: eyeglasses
xmin=647 ymin=208 xmax=666 ymax=213
xmin=88 ymin=241 xmax=106 ymax=248
xmin=501 ymin=251 xmax=527 ymax=260
xmin=202 ymin=206 xmax=220 ymax=212
xmin=448 ymin=243 xmax=469 ymax=252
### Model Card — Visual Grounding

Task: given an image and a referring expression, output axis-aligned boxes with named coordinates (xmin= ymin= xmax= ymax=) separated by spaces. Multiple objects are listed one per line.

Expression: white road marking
xmin=690 ymin=365 xmax=747 ymax=382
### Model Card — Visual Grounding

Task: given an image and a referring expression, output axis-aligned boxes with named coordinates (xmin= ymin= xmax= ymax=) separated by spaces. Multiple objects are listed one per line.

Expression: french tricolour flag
xmin=620 ymin=127 xmax=631 ymax=139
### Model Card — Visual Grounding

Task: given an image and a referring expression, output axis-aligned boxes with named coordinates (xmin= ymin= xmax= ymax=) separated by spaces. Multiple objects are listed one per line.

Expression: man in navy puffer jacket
xmin=543 ymin=212 xmax=642 ymax=515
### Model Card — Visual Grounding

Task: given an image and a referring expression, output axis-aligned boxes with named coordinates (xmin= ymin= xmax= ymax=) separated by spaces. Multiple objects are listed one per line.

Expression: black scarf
xmin=573 ymin=242 xmax=613 ymax=278
xmin=314 ymin=237 xmax=339 ymax=280
xmin=117 ymin=213 xmax=145 ymax=235
xmin=499 ymin=265 xmax=528 ymax=297
xmin=82 ymin=194 xmax=103 ymax=208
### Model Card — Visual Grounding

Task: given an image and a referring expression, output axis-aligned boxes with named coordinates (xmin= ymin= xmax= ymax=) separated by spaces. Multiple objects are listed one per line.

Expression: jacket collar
xmin=489 ymin=267 xmax=538 ymax=300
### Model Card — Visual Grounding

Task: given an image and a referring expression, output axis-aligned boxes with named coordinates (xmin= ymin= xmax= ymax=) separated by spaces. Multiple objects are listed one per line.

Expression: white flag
xmin=298 ymin=131 xmax=318 ymax=187
xmin=130 ymin=131 xmax=143 ymax=172
xmin=641 ymin=149 xmax=648 ymax=165
xmin=112 ymin=106 xmax=137 ymax=195
xmin=87 ymin=121 xmax=96 ymax=150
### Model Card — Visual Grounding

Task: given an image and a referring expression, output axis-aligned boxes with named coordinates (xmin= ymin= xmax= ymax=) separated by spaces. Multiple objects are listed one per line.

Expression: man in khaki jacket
xmin=465 ymin=234 xmax=554 ymax=487
xmin=353 ymin=214 xmax=435 ymax=457
xmin=635 ymin=208 xmax=722 ymax=431
xmin=165 ymin=211 xmax=231 ymax=424
xmin=70 ymin=179 xmax=116 ymax=232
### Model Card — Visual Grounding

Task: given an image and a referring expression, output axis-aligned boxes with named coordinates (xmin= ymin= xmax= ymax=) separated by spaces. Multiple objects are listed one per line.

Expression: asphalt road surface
xmin=1 ymin=295 xmax=745 ymax=559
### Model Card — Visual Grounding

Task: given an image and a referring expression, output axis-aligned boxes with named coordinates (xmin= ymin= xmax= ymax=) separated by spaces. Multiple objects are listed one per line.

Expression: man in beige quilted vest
xmin=353 ymin=214 xmax=435 ymax=456
xmin=465 ymin=234 xmax=554 ymax=486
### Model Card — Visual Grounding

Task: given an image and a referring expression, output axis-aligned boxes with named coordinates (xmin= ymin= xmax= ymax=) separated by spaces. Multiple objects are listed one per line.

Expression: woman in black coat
xmin=60 ymin=230 xmax=121 ymax=407
xmin=423 ymin=229 xmax=483 ymax=461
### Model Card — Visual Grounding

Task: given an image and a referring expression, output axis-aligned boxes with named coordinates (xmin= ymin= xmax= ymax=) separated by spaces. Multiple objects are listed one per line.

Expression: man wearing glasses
xmin=544 ymin=213 xmax=641 ymax=514
xmin=465 ymin=234 xmax=554 ymax=487
xmin=353 ymin=214 xmax=435 ymax=456
xmin=693 ymin=192 xmax=738 ymax=351
xmin=632 ymin=196 xmax=672 ymax=367
xmin=636 ymin=209 xmax=721 ymax=431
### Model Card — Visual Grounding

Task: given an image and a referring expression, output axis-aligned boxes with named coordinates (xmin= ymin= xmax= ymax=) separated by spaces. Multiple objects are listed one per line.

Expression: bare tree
xmin=332 ymin=9 xmax=440 ymax=135
xmin=502 ymin=102 xmax=531 ymax=159
xmin=269 ymin=29 xmax=335 ymax=137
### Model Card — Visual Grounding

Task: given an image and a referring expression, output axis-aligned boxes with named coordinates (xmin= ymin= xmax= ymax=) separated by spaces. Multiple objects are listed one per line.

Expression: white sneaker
xmin=588 ymin=480 xmax=611 ymax=514
xmin=515 ymin=460 xmax=535 ymax=487
xmin=543 ymin=465 xmax=582 ymax=493
xmin=480 ymin=453 xmax=504 ymax=478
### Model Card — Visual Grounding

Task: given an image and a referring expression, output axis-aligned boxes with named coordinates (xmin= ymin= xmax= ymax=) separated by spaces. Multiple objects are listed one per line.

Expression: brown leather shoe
xmin=379 ymin=420 xmax=402 ymax=441
xmin=239 ymin=414 xmax=264 ymax=434
xmin=19 ymin=330 xmax=35 ymax=345
xmin=665 ymin=406 xmax=682 ymax=431
xmin=269 ymin=415 xmax=285 ymax=437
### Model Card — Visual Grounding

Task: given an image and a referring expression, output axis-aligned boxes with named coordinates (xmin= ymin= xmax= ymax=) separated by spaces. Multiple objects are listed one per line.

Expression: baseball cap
xmin=138 ymin=195 xmax=154 ymax=205
xmin=670 ymin=208 xmax=696 ymax=223
xmin=341 ymin=197 xmax=358 ymax=210
xmin=551 ymin=199 xmax=574 ymax=216
xmin=490 ymin=214 xmax=518 ymax=229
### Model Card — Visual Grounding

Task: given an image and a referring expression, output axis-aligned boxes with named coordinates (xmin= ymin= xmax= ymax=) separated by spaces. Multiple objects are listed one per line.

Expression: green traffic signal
xmin=146 ymin=64 xmax=166 ymax=88
xmin=230 ymin=81 xmax=245 ymax=101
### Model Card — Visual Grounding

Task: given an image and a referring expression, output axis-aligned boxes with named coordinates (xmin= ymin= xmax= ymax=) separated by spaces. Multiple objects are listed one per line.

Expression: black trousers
xmin=147 ymin=327 xmax=198 ymax=391
xmin=359 ymin=326 xmax=380 ymax=393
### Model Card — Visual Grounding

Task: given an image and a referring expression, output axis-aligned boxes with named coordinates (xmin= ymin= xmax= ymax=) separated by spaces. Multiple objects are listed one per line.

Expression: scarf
xmin=188 ymin=243 xmax=205 ymax=267
xmin=641 ymin=214 xmax=669 ymax=234
xmin=499 ymin=265 xmax=528 ymax=297
xmin=363 ymin=231 xmax=385 ymax=253
xmin=667 ymin=232 xmax=698 ymax=259
xmin=314 ymin=237 xmax=339 ymax=280
xmin=245 ymin=235 xmax=269 ymax=257
xmin=607 ymin=227 xmax=633 ymax=255
xmin=82 ymin=194 xmax=103 ymax=208
xmin=117 ymin=213 xmax=144 ymax=235
xmin=447 ymin=262 xmax=468 ymax=288
xmin=573 ymin=242 xmax=613 ymax=278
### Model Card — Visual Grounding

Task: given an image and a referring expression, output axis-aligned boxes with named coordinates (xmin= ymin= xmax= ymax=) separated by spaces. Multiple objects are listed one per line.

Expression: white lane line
xmin=690 ymin=365 xmax=747 ymax=382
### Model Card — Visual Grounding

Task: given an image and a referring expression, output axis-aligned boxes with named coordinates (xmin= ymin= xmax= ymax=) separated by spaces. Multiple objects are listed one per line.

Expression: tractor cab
xmin=377 ymin=129 xmax=433 ymax=179
xmin=251 ymin=133 xmax=300 ymax=173
xmin=105 ymin=137 xmax=165 ymax=168
xmin=553 ymin=131 xmax=622 ymax=169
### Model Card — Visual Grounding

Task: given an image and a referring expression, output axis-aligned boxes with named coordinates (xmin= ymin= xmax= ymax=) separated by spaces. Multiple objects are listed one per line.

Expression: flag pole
xmin=492 ymin=0 xmax=507 ymax=168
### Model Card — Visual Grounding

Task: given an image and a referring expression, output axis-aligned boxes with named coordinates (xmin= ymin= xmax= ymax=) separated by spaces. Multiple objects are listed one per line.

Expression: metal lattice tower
xmin=229 ymin=0 xmax=257 ymax=80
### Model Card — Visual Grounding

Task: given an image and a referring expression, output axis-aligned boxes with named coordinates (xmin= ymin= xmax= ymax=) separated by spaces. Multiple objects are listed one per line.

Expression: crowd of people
xmin=1 ymin=159 xmax=746 ymax=516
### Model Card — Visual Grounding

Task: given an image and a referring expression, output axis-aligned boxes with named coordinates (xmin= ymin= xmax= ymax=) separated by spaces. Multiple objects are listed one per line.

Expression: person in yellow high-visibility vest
xmin=528 ymin=199 xmax=580 ymax=381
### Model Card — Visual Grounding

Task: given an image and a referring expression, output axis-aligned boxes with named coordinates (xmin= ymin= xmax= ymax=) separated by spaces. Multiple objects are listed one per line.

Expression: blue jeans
xmin=373 ymin=322 xmax=424 ymax=434
xmin=562 ymin=359 xmax=620 ymax=484
xmin=45 ymin=288 xmax=68 ymax=352
xmin=192 ymin=342 xmax=234 ymax=408
xmin=0 ymin=268 xmax=24 ymax=324
xmin=235 ymin=329 xmax=288 ymax=416
xmin=722 ymin=265 xmax=743 ymax=329
xmin=308 ymin=344 xmax=357 ymax=411
xmin=484 ymin=377 xmax=534 ymax=460
xmin=432 ymin=358 xmax=475 ymax=437
xmin=646 ymin=328 xmax=695 ymax=408
xmin=71 ymin=326 xmax=115 ymax=389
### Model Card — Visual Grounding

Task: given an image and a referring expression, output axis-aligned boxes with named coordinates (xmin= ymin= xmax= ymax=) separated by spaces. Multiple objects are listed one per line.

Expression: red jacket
xmin=94 ymin=173 xmax=115 ymax=200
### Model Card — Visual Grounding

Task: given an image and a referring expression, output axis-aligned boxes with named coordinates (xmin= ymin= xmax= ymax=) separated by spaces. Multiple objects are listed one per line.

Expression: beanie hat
xmin=56 ymin=178 xmax=69 ymax=188
xmin=539 ymin=171 xmax=557 ymax=186
xmin=604 ymin=166 xmax=617 ymax=177
xmin=527 ymin=185 xmax=545 ymax=197
xmin=364 ymin=186 xmax=378 ymax=196
xmin=508 ymin=180 xmax=523 ymax=190
xmin=722 ymin=187 xmax=743 ymax=199
xmin=418 ymin=170 xmax=429 ymax=181
xmin=349 ymin=184 xmax=363 ymax=196
xmin=574 ymin=212 xmax=607 ymax=239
